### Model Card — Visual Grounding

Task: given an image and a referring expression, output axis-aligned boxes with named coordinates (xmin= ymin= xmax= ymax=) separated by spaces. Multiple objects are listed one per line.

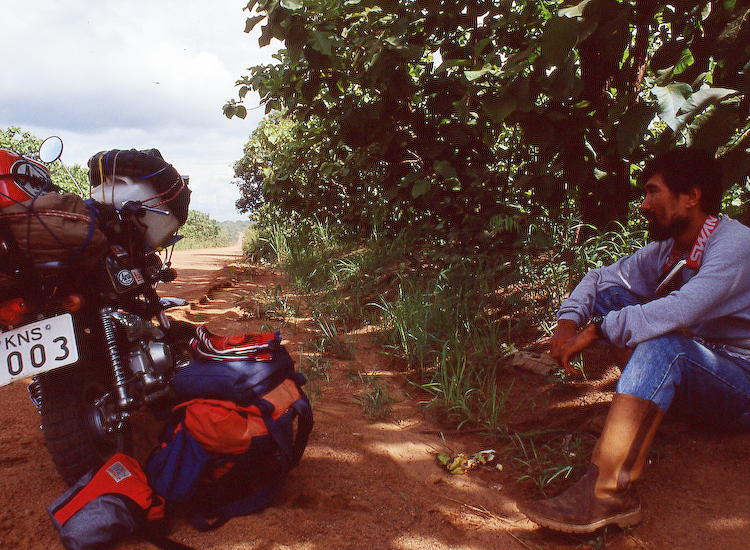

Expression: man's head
xmin=639 ymin=148 xmax=724 ymax=241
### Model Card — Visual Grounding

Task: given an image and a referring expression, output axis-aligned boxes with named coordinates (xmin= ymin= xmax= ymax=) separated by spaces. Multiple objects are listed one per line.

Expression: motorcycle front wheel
xmin=37 ymin=364 xmax=131 ymax=485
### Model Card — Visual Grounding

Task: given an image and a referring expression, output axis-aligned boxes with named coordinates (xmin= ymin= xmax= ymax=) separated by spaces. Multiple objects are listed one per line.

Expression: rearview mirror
xmin=39 ymin=136 xmax=63 ymax=164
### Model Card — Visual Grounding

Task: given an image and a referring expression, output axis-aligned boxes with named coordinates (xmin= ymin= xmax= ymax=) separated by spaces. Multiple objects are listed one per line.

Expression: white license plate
xmin=0 ymin=314 xmax=79 ymax=387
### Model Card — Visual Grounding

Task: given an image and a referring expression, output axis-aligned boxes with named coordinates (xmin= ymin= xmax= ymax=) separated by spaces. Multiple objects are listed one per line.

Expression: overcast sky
xmin=0 ymin=1 xmax=275 ymax=221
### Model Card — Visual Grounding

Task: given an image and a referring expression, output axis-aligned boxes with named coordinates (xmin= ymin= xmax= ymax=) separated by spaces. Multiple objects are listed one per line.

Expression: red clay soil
xmin=1 ymin=243 xmax=749 ymax=550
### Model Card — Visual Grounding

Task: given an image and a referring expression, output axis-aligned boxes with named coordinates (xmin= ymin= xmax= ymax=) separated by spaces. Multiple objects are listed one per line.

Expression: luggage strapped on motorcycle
xmin=87 ymin=149 xmax=191 ymax=224
xmin=146 ymin=329 xmax=313 ymax=531
xmin=0 ymin=149 xmax=108 ymax=286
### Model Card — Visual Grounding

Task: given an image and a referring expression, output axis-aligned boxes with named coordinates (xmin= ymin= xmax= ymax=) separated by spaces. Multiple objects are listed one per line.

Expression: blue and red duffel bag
xmin=48 ymin=453 xmax=167 ymax=550
xmin=146 ymin=329 xmax=313 ymax=530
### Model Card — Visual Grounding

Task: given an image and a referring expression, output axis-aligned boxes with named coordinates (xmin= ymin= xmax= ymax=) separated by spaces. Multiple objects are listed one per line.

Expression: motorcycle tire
xmin=37 ymin=365 xmax=131 ymax=485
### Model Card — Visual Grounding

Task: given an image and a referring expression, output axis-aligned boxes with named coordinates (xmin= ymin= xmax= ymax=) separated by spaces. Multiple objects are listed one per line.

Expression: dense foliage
xmin=228 ymin=0 xmax=749 ymax=239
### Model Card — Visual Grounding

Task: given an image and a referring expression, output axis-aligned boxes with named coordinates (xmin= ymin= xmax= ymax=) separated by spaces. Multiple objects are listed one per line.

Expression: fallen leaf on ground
xmin=436 ymin=449 xmax=498 ymax=474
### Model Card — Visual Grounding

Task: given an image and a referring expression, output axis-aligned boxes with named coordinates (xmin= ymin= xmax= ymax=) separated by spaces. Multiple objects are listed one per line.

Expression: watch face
xmin=590 ymin=315 xmax=605 ymax=337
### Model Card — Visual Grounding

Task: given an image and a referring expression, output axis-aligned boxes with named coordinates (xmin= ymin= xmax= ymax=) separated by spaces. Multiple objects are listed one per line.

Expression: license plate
xmin=0 ymin=314 xmax=79 ymax=387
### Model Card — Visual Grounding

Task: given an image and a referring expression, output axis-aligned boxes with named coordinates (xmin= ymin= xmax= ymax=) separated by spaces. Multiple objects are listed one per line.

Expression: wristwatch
xmin=590 ymin=315 xmax=605 ymax=337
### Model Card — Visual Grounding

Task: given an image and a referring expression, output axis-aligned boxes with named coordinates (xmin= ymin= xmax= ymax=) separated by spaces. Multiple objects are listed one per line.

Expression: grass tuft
xmin=315 ymin=317 xmax=354 ymax=360
xmin=508 ymin=430 xmax=594 ymax=496
xmin=355 ymin=373 xmax=394 ymax=420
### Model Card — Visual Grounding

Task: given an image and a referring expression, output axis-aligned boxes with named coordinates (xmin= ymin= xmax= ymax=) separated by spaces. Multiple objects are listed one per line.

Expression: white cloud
xmin=0 ymin=0 xmax=277 ymax=221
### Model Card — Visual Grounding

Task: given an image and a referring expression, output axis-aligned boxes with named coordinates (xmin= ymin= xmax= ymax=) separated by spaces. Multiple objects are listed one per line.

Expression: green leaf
xmin=673 ymin=49 xmax=694 ymax=76
xmin=235 ymin=105 xmax=248 ymax=119
xmin=678 ymin=87 xmax=738 ymax=120
xmin=651 ymin=40 xmax=688 ymax=71
xmin=245 ymin=15 xmax=266 ymax=33
xmin=259 ymin=23 xmax=274 ymax=47
xmin=239 ymin=86 xmax=250 ymax=99
xmin=615 ymin=103 xmax=656 ymax=155
xmin=691 ymin=71 xmax=712 ymax=89
xmin=464 ymin=67 xmax=491 ymax=81
xmin=558 ymin=0 xmax=592 ymax=18
xmin=280 ymin=0 xmax=303 ymax=9
xmin=481 ymin=96 xmax=517 ymax=123
xmin=690 ymin=104 xmax=743 ymax=151
xmin=435 ymin=59 xmax=467 ymax=74
xmin=540 ymin=17 xmax=579 ymax=67
xmin=310 ymin=31 xmax=333 ymax=56
xmin=653 ymin=83 xmax=692 ymax=131
xmin=411 ymin=180 xmax=430 ymax=198
xmin=384 ymin=35 xmax=404 ymax=48
xmin=474 ymin=37 xmax=492 ymax=58
xmin=434 ymin=160 xmax=457 ymax=179
xmin=548 ymin=61 xmax=581 ymax=100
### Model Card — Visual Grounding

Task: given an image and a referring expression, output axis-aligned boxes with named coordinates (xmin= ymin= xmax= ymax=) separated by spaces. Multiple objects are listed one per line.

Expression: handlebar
xmin=121 ymin=201 xmax=170 ymax=216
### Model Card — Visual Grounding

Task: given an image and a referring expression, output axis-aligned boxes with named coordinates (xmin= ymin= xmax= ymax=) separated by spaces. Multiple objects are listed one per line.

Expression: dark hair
xmin=641 ymin=148 xmax=724 ymax=215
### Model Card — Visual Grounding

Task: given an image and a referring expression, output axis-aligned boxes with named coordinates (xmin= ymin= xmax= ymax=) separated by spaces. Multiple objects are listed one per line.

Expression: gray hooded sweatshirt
xmin=557 ymin=215 xmax=750 ymax=350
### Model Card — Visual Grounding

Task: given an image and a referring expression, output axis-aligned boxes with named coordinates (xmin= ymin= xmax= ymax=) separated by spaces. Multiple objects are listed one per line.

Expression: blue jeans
xmin=595 ymin=287 xmax=750 ymax=430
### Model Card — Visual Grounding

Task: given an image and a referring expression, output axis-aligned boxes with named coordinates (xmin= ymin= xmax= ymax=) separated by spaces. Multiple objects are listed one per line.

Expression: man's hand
xmin=559 ymin=324 xmax=599 ymax=375
xmin=549 ymin=319 xmax=578 ymax=362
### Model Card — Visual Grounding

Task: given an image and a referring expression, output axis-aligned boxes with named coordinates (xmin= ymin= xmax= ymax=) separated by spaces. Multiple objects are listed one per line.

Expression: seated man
xmin=520 ymin=148 xmax=750 ymax=533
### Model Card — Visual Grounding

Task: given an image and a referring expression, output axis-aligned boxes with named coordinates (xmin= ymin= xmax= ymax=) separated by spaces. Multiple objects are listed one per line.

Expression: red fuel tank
xmin=0 ymin=149 xmax=51 ymax=208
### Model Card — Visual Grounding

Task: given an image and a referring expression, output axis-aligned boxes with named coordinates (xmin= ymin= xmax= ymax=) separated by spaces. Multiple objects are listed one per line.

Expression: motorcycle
xmin=0 ymin=137 xmax=193 ymax=484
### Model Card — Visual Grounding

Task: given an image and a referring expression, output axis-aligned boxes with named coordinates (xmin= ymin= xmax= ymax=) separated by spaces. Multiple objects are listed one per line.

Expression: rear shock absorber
xmin=100 ymin=307 xmax=134 ymax=409
xmin=27 ymin=376 xmax=44 ymax=413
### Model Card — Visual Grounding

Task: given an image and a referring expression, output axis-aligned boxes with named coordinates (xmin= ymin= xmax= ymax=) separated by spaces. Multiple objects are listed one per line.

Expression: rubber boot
xmin=520 ymin=393 xmax=665 ymax=533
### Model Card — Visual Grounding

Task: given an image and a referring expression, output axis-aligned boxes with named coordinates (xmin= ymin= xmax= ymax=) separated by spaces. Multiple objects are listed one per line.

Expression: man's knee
xmin=594 ymin=286 xmax=642 ymax=315
xmin=616 ymin=334 xmax=689 ymax=399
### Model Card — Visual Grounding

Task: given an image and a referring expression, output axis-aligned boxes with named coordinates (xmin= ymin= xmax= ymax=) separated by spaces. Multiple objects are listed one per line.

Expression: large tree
xmin=227 ymin=0 xmax=749 ymax=235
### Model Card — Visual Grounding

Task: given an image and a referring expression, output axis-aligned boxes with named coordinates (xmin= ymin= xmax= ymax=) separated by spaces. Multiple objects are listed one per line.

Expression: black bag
xmin=87 ymin=149 xmax=190 ymax=224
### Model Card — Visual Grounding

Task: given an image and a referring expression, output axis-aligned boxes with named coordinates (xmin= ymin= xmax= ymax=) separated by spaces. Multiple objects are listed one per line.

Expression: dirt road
xmin=2 ymin=243 xmax=749 ymax=549
xmin=0 ymin=244 xmax=523 ymax=550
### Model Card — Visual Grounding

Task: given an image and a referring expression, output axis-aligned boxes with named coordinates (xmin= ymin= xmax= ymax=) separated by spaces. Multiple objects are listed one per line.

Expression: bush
xmin=174 ymin=210 xmax=231 ymax=250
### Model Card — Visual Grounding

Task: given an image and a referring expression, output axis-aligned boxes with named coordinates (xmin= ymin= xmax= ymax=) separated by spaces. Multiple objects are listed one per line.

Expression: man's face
xmin=639 ymin=173 xmax=691 ymax=241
